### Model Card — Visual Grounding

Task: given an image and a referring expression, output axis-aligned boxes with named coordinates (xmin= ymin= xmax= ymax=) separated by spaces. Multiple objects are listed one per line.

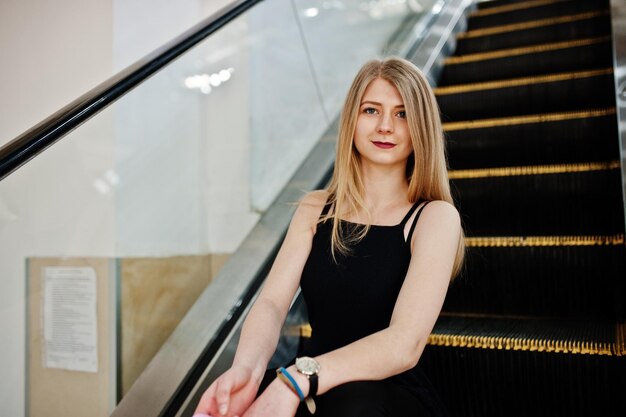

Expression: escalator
xmin=0 ymin=2 xmax=447 ymax=417
xmin=421 ymin=0 xmax=626 ymax=416
xmin=1 ymin=1 xmax=624 ymax=417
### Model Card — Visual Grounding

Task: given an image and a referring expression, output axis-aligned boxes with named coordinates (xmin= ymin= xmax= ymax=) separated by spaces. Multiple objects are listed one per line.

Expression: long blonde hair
xmin=323 ymin=57 xmax=464 ymax=279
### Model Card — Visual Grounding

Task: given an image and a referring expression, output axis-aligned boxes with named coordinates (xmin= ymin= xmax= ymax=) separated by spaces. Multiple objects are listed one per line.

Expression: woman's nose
xmin=377 ymin=113 xmax=394 ymax=134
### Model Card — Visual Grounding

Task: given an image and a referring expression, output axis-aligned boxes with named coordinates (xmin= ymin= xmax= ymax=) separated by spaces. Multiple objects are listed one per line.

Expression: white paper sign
xmin=42 ymin=267 xmax=98 ymax=373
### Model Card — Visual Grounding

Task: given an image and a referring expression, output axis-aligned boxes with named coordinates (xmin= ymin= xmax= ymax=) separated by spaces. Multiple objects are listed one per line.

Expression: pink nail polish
xmin=192 ymin=414 xmax=211 ymax=417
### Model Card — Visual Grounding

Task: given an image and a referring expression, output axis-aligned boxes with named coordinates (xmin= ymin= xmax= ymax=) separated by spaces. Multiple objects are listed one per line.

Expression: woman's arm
xmin=282 ymin=200 xmax=461 ymax=397
xmin=198 ymin=191 xmax=327 ymax=416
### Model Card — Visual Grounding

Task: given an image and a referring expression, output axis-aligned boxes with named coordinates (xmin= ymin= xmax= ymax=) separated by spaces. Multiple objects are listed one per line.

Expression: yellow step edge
xmin=440 ymin=311 xmax=573 ymax=321
xmin=617 ymin=323 xmax=626 ymax=356
xmin=427 ymin=331 xmax=625 ymax=356
xmin=465 ymin=234 xmax=625 ymax=247
xmin=282 ymin=323 xmax=312 ymax=338
xmin=291 ymin=323 xmax=626 ymax=356
xmin=442 ymin=108 xmax=616 ymax=131
xmin=471 ymin=0 xmax=570 ymax=17
xmin=448 ymin=160 xmax=620 ymax=179
xmin=459 ymin=10 xmax=610 ymax=39
xmin=435 ymin=68 xmax=613 ymax=95
xmin=445 ymin=36 xmax=611 ymax=65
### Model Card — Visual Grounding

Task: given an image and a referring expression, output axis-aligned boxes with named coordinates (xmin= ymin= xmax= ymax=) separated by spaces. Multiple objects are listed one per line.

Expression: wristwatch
xmin=295 ymin=356 xmax=320 ymax=414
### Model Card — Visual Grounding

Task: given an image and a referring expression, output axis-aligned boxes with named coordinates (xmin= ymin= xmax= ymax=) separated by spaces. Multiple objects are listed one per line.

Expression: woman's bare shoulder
xmin=292 ymin=190 xmax=330 ymax=232
xmin=416 ymin=200 xmax=461 ymax=235
xmin=405 ymin=200 xmax=461 ymax=259
xmin=302 ymin=190 xmax=330 ymax=206
xmin=423 ymin=200 xmax=460 ymax=219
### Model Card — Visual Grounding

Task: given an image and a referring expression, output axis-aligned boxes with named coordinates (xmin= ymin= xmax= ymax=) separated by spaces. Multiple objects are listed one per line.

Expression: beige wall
xmin=0 ymin=0 xmax=114 ymax=145
xmin=119 ymin=254 xmax=229 ymax=394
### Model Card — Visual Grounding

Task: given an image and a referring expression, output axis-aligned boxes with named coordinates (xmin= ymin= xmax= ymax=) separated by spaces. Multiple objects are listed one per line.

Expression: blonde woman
xmin=195 ymin=57 xmax=463 ymax=417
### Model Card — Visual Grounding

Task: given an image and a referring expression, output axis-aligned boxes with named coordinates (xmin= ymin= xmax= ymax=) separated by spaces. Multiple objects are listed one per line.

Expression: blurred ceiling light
xmin=219 ymin=69 xmax=232 ymax=81
xmin=93 ymin=178 xmax=111 ymax=194
xmin=304 ymin=7 xmax=319 ymax=17
xmin=93 ymin=170 xmax=120 ymax=194
xmin=184 ymin=68 xmax=234 ymax=95
xmin=431 ymin=0 xmax=444 ymax=14
xmin=209 ymin=73 xmax=222 ymax=87
xmin=104 ymin=170 xmax=119 ymax=186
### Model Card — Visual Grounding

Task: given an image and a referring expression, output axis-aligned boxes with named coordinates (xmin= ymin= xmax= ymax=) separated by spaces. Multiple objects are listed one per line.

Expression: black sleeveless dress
xmin=258 ymin=199 xmax=449 ymax=417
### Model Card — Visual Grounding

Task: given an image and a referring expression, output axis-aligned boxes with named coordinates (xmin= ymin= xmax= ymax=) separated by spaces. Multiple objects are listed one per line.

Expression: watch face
xmin=296 ymin=357 xmax=320 ymax=376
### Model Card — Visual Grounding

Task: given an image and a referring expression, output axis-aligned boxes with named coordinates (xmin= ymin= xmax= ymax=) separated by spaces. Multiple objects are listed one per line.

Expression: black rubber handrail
xmin=0 ymin=0 xmax=263 ymax=181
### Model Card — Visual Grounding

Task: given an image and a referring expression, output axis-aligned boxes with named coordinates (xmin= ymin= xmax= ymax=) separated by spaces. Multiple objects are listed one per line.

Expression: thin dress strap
xmin=406 ymin=201 xmax=431 ymax=243
xmin=399 ymin=199 xmax=424 ymax=227
xmin=319 ymin=197 xmax=333 ymax=220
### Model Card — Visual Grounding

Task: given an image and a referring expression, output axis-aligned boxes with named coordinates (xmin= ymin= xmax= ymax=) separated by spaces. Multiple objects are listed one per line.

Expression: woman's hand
xmin=194 ymin=365 xmax=261 ymax=417
xmin=241 ymin=378 xmax=300 ymax=417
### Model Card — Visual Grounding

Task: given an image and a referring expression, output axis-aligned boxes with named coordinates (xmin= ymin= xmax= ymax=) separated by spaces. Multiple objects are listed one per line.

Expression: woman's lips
xmin=372 ymin=141 xmax=396 ymax=149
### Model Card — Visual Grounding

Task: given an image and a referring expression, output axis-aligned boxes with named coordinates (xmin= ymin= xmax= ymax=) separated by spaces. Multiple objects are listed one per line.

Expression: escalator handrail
xmin=0 ymin=0 xmax=262 ymax=181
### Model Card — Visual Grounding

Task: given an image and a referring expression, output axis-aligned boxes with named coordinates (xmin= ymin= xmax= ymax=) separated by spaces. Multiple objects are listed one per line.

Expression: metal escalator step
xmin=460 ymin=10 xmax=609 ymax=39
xmin=445 ymin=36 xmax=610 ymax=65
xmin=472 ymin=0 xmax=570 ymax=16
xmin=450 ymin=162 xmax=624 ymax=235
xmin=476 ymin=0 xmax=564 ymax=10
xmin=446 ymin=110 xmax=618 ymax=169
xmin=437 ymin=69 xmax=615 ymax=121
xmin=430 ymin=315 xmax=624 ymax=356
xmin=448 ymin=160 xmax=620 ymax=179
xmin=464 ymin=234 xmax=624 ymax=246
xmin=468 ymin=0 xmax=609 ymax=30
xmin=442 ymin=107 xmax=615 ymax=131
xmin=445 ymin=239 xmax=626 ymax=318
xmin=421 ymin=316 xmax=625 ymax=416
xmin=436 ymin=68 xmax=612 ymax=94
xmin=457 ymin=10 xmax=611 ymax=54
xmin=440 ymin=37 xmax=613 ymax=84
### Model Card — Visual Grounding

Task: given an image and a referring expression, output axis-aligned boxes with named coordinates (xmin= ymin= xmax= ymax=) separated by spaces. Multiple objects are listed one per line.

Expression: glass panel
xmin=294 ymin=0 xmax=438 ymax=118
xmin=0 ymin=106 xmax=119 ymax=417
xmin=0 ymin=1 xmax=436 ymax=416
xmin=113 ymin=0 xmax=241 ymax=72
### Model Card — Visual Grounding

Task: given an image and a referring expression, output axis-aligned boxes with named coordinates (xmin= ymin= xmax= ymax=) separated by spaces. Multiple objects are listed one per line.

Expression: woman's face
xmin=353 ymin=77 xmax=413 ymax=169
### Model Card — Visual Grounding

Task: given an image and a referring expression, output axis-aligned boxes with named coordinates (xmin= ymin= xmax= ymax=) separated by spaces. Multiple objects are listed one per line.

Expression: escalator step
xmin=444 ymin=108 xmax=619 ymax=168
xmin=422 ymin=316 xmax=625 ymax=417
xmin=468 ymin=0 xmax=609 ymax=30
xmin=443 ymin=107 xmax=615 ymax=132
xmin=450 ymin=162 xmax=624 ymax=236
xmin=476 ymin=0 xmax=558 ymax=10
xmin=457 ymin=10 xmax=611 ymax=54
xmin=430 ymin=315 xmax=622 ymax=354
xmin=437 ymin=69 xmax=615 ymax=121
xmin=439 ymin=36 xmax=613 ymax=85
xmin=444 ymin=239 xmax=626 ymax=318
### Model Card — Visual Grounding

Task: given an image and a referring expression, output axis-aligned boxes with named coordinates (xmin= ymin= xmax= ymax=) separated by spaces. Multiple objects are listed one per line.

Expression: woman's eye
xmin=396 ymin=111 xmax=406 ymax=119
xmin=363 ymin=107 xmax=378 ymax=115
